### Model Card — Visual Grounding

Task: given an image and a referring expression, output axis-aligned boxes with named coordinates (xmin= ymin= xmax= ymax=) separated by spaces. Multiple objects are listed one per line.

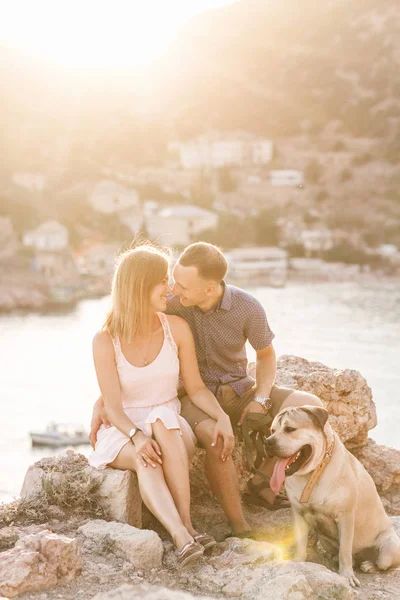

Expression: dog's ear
xmin=302 ymin=406 xmax=329 ymax=430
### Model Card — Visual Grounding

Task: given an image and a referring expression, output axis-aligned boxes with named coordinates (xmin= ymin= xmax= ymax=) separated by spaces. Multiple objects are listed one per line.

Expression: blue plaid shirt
xmin=167 ymin=283 xmax=274 ymax=397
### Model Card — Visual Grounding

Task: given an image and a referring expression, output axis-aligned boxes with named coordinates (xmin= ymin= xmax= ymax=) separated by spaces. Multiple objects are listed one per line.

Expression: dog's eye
xmin=285 ymin=426 xmax=296 ymax=433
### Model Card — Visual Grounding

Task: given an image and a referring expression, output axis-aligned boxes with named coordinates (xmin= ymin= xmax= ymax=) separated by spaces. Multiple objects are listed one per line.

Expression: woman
xmin=89 ymin=244 xmax=234 ymax=567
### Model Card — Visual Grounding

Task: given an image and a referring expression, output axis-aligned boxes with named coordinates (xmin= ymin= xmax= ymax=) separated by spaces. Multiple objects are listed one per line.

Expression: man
xmin=90 ymin=242 xmax=322 ymax=536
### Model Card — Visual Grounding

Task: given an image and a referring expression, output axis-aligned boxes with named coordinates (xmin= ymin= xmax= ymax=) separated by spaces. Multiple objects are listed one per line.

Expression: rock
xmin=187 ymin=540 xmax=356 ymax=600
xmin=93 ymin=584 xmax=216 ymax=599
xmin=78 ymin=519 xmax=163 ymax=570
xmin=261 ymin=562 xmax=356 ymax=600
xmin=0 ymin=530 xmax=80 ymax=598
xmin=96 ymin=467 xmax=142 ymax=527
xmin=274 ymin=356 xmax=377 ymax=448
xmin=352 ymin=439 xmax=400 ymax=514
xmin=20 ymin=451 xmax=142 ymax=527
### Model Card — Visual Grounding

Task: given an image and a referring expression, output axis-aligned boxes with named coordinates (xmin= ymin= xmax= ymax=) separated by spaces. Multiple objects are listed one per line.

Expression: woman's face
xmin=150 ymin=271 xmax=171 ymax=312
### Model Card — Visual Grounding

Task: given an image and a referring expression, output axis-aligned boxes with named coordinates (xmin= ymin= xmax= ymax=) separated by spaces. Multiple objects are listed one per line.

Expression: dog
xmin=265 ymin=405 xmax=400 ymax=588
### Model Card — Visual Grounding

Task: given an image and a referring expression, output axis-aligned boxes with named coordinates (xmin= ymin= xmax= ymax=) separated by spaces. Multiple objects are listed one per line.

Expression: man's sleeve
xmin=244 ymin=299 xmax=275 ymax=350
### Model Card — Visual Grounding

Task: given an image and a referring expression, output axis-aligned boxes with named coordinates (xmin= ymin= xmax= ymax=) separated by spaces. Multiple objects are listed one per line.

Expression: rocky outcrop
xmin=78 ymin=520 xmax=163 ymax=569
xmin=274 ymin=355 xmax=377 ymax=448
xmin=352 ymin=439 xmax=400 ymax=515
xmin=93 ymin=583 xmax=217 ymax=600
xmin=21 ymin=449 xmax=142 ymax=527
xmin=0 ymin=530 xmax=81 ymax=598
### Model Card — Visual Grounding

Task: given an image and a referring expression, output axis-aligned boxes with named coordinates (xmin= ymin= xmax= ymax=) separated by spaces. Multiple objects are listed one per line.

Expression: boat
xmin=225 ymin=246 xmax=288 ymax=287
xmin=30 ymin=422 xmax=89 ymax=447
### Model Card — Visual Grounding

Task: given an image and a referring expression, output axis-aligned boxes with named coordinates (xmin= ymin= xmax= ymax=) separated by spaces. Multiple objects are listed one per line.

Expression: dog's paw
xmin=360 ymin=560 xmax=377 ymax=574
xmin=340 ymin=568 xmax=361 ymax=588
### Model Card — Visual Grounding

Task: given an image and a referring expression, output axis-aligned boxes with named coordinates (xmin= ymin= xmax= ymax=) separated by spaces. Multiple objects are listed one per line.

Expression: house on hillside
xmin=172 ymin=133 xmax=273 ymax=169
xmin=270 ymin=170 xmax=304 ymax=187
xmin=22 ymin=221 xmax=79 ymax=287
xmin=23 ymin=221 xmax=69 ymax=251
xmin=145 ymin=204 xmax=218 ymax=246
xmin=89 ymin=180 xmax=143 ymax=235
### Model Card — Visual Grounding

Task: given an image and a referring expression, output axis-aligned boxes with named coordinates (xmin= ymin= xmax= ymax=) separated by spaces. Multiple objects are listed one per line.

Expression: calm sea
xmin=1 ymin=280 xmax=399 ymax=504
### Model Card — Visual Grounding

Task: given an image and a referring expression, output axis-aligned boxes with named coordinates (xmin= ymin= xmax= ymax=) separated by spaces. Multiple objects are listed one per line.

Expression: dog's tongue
xmin=270 ymin=456 xmax=296 ymax=494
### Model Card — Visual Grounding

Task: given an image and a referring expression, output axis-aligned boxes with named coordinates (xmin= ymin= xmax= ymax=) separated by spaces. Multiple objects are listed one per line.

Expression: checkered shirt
xmin=166 ymin=283 xmax=274 ymax=397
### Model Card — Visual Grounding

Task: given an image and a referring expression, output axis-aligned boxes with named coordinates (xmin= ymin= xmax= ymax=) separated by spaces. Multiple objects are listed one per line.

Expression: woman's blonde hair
xmin=102 ymin=244 xmax=169 ymax=342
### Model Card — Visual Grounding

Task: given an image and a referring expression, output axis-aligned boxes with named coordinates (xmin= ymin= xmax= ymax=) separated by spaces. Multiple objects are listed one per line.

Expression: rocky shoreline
xmin=1 ymin=356 xmax=399 ymax=599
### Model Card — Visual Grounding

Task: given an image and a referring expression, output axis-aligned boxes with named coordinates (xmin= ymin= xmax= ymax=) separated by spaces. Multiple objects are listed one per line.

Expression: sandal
xmin=177 ymin=541 xmax=204 ymax=567
xmin=243 ymin=471 xmax=290 ymax=511
xmin=194 ymin=533 xmax=217 ymax=551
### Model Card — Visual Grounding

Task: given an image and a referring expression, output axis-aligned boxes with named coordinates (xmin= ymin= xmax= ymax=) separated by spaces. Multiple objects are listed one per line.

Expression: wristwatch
xmin=254 ymin=396 xmax=273 ymax=412
xmin=129 ymin=427 xmax=139 ymax=444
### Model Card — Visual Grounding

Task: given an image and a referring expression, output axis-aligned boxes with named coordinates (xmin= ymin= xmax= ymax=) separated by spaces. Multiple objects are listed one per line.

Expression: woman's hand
xmin=133 ymin=432 xmax=163 ymax=468
xmin=212 ymin=413 xmax=235 ymax=462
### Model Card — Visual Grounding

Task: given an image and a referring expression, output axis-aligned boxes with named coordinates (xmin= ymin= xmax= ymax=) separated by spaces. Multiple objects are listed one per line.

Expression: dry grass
xmin=0 ymin=458 xmax=108 ymax=529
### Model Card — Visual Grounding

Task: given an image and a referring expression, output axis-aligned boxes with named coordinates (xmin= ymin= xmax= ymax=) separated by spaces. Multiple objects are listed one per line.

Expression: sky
xmin=0 ymin=0 xmax=236 ymax=70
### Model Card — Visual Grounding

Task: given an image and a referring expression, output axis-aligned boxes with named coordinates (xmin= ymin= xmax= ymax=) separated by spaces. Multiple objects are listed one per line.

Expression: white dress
xmin=89 ymin=312 xmax=197 ymax=469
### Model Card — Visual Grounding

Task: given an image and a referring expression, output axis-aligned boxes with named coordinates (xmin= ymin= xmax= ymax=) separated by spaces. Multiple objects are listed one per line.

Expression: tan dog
xmin=265 ymin=406 xmax=400 ymax=588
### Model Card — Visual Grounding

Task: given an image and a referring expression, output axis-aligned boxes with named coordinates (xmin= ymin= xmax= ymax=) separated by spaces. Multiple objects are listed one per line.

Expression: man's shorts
xmin=179 ymin=383 xmax=296 ymax=432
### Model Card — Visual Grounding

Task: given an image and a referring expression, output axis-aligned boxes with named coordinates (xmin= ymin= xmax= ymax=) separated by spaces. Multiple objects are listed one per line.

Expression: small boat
xmin=30 ymin=422 xmax=89 ymax=447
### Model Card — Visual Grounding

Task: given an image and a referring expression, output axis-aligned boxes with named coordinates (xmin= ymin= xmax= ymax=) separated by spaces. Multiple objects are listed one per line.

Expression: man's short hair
xmin=178 ymin=242 xmax=228 ymax=282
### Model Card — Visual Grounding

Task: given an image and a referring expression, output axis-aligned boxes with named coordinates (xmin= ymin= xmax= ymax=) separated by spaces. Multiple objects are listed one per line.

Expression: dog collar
xmin=299 ymin=437 xmax=335 ymax=504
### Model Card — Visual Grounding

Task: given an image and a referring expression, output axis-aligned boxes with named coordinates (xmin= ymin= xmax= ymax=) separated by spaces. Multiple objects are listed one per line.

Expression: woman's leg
xmin=151 ymin=419 xmax=198 ymax=538
xmin=109 ymin=442 xmax=193 ymax=550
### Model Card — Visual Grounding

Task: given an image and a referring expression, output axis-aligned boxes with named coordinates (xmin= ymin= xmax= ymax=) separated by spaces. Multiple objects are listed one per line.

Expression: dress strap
xmin=158 ymin=313 xmax=178 ymax=355
xmin=110 ymin=334 xmax=122 ymax=364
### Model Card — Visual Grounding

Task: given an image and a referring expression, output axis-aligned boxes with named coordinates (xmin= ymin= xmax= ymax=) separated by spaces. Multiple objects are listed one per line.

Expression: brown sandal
xmin=194 ymin=533 xmax=217 ymax=551
xmin=177 ymin=541 xmax=204 ymax=567
xmin=243 ymin=472 xmax=290 ymax=511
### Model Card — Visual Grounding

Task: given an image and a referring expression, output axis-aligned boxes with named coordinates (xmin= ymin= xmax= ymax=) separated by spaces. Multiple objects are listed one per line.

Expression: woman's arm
xmin=92 ymin=332 xmax=161 ymax=466
xmin=168 ymin=316 xmax=235 ymax=460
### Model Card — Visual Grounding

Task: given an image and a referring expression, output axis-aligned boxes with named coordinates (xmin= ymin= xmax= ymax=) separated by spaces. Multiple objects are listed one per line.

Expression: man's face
xmin=171 ymin=263 xmax=211 ymax=307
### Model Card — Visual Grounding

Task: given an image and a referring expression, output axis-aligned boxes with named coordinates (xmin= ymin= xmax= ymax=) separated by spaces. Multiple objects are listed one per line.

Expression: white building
xmin=174 ymin=135 xmax=273 ymax=169
xmin=146 ymin=204 xmax=218 ymax=246
xmin=89 ymin=180 xmax=140 ymax=214
xmin=23 ymin=221 xmax=69 ymax=251
xmin=89 ymin=180 xmax=143 ymax=235
xmin=270 ymin=170 xmax=304 ymax=187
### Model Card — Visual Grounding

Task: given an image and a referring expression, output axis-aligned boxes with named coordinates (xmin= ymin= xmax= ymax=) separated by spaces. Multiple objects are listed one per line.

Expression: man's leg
xmin=194 ymin=417 xmax=250 ymax=535
xmin=180 ymin=391 xmax=250 ymax=535
xmin=249 ymin=389 xmax=323 ymax=505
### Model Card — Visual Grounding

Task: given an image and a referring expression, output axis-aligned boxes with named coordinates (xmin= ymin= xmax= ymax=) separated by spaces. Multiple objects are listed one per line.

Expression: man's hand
xmin=237 ymin=399 xmax=267 ymax=427
xmin=89 ymin=396 xmax=111 ymax=449
xmin=211 ymin=414 xmax=235 ymax=462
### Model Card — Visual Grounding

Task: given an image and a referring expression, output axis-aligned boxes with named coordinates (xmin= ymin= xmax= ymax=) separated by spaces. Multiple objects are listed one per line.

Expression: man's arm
xmin=237 ymin=343 xmax=277 ymax=425
xmin=254 ymin=343 xmax=277 ymax=398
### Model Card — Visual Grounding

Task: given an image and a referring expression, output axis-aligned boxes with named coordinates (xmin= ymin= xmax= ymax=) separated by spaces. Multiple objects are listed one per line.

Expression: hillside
xmin=1 ymin=0 xmax=400 ymax=247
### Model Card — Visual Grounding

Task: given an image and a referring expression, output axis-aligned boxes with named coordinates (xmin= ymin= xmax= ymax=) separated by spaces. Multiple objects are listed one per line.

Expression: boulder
xmin=78 ymin=519 xmax=163 ymax=570
xmin=20 ymin=450 xmax=142 ymax=527
xmin=274 ymin=356 xmax=377 ymax=448
xmin=93 ymin=584 xmax=216 ymax=600
xmin=352 ymin=439 xmax=400 ymax=515
xmin=0 ymin=530 xmax=80 ymax=598
xmin=179 ymin=538 xmax=356 ymax=600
